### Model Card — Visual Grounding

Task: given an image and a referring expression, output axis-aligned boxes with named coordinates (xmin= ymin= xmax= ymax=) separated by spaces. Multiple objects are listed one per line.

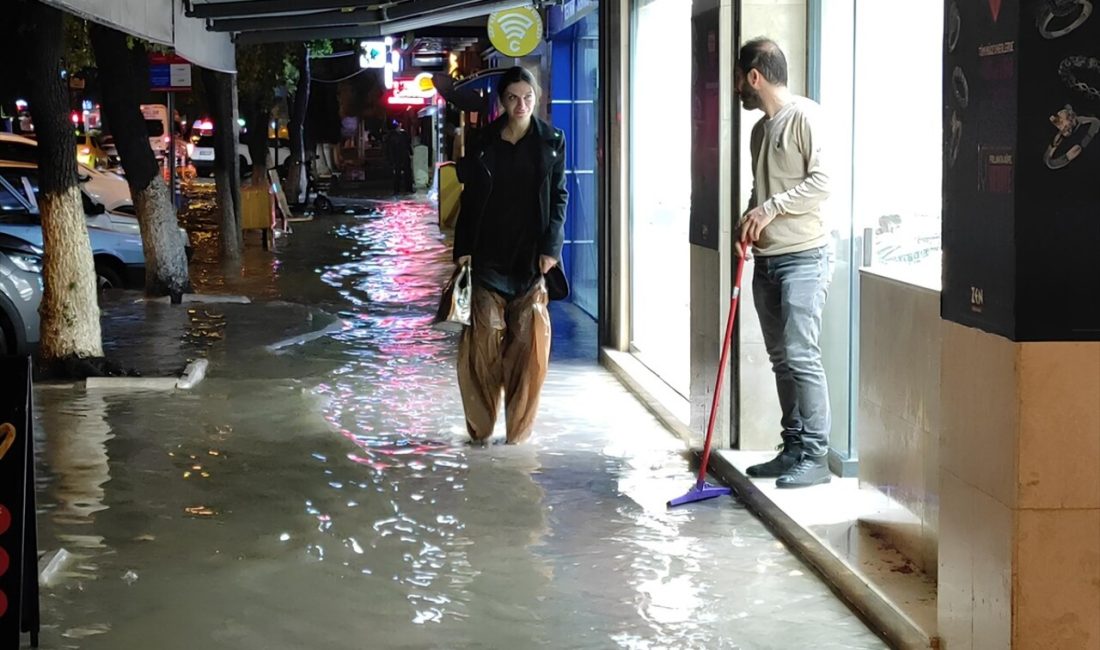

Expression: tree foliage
xmin=62 ymin=13 xmax=95 ymax=71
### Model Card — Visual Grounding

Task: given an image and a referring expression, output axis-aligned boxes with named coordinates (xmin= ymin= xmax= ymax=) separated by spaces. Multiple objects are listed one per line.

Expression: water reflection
xmin=39 ymin=390 xmax=112 ymax=545
xmin=28 ymin=196 xmax=885 ymax=650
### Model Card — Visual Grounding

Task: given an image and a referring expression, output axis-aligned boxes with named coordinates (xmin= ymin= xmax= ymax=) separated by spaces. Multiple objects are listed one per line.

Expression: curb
xmin=705 ymin=452 xmax=938 ymax=650
xmin=265 ymin=319 xmax=348 ymax=352
xmin=84 ymin=358 xmax=210 ymax=392
xmin=176 ymin=359 xmax=209 ymax=390
xmin=85 ymin=376 xmax=179 ymax=391
xmin=142 ymin=294 xmax=252 ymax=305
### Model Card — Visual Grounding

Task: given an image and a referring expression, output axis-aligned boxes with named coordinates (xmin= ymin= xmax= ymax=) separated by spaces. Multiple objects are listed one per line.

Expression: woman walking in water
xmin=452 ymin=66 xmax=568 ymax=444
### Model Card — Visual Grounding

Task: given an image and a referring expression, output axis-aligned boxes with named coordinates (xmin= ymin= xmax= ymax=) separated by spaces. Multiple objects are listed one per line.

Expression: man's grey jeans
xmin=752 ymin=245 xmax=833 ymax=458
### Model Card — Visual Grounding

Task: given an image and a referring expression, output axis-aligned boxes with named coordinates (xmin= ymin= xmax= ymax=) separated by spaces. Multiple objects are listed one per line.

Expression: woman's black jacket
xmin=452 ymin=116 xmax=568 ymax=265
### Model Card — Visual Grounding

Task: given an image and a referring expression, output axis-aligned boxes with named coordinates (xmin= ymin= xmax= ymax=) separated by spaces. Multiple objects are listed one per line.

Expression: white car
xmin=0 ymin=133 xmax=132 ymax=212
xmin=190 ymin=134 xmax=292 ymax=178
xmin=0 ymin=149 xmax=191 ymax=258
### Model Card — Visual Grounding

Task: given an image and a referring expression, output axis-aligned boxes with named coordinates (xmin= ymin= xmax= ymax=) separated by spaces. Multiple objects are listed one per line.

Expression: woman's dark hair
xmin=738 ymin=37 xmax=788 ymax=86
xmin=496 ymin=66 xmax=539 ymax=100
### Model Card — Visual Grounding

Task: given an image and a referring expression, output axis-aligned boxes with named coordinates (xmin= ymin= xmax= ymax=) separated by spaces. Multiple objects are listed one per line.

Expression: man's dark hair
xmin=738 ymin=38 xmax=788 ymax=86
xmin=496 ymin=66 xmax=539 ymax=99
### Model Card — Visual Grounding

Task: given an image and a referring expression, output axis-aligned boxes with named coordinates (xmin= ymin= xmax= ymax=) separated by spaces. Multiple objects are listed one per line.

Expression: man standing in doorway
xmin=736 ymin=37 xmax=833 ymax=489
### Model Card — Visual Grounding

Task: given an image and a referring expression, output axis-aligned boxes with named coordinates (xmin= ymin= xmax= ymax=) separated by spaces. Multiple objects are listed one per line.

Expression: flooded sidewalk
xmin=27 ymin=197 xmax=885 ymax=650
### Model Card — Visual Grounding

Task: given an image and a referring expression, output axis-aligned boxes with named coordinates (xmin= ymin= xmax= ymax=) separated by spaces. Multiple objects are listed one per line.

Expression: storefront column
xmin=687 ymin=0 xmax=737 ymax=445
xmin=938 ymin=1 xmax=1100 ymax=646
xmin=599 ymin=0 xmax=630 ymax=352
xmin=939 ymin=329 xmax=1100 ymax=648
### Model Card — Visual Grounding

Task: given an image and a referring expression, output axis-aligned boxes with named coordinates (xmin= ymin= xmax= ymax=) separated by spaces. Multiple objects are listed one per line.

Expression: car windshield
xmin=0 ymin=184 xmax=26 ymax=213
xmin=197 ymin=135 xmax=216 ymax=148
xmin=1 ymin=171 xmax=39 ymax=208
xmin=0 ymin=142 xmax=37 ymax=164
xmin=145 ymin=120 xmax=165 ymax=137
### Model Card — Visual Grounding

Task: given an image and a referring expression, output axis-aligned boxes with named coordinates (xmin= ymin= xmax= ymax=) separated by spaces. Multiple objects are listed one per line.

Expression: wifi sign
xmin=487 ymin=7 xmax=544 ymax=58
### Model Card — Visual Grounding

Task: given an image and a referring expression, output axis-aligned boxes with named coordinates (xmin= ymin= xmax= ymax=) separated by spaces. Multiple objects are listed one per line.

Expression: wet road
xmin=28 ymin=196 xmax=886 ymax=649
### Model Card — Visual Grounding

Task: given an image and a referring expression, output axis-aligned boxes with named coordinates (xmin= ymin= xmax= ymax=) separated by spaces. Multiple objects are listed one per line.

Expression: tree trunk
xmin=286 ymin=45 xmax=311 ymax=204
xmin=88 ymin=24 xmax=190 ymax=299
xmin=25 ymin=1 xmax=103 ymax=361
xmin=247 ymin=101 xmax=271 ymax=184
xmin=200 ymin=67 xmax=242 ymax=260
xmin=229 ymin=74 xmax=243 ymax=228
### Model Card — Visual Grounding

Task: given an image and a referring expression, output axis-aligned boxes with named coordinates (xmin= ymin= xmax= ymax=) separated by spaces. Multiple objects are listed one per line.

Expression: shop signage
xmin=487 ymin=7 xmax=543 ymax=58
xmin=941 ymin=0 xmax=1100 ymax=340
xmin=387 ymin=73 xmax=437 ymax=106
xmin=149 ymin=52 xmax=192 ymax=92
xmin=0 ymin=356 xmax=40 ymax=649
xmin=689 ymin=7 xmax=721 ymax=250
xmin=359 ymin=41 xmax=388 ymax=69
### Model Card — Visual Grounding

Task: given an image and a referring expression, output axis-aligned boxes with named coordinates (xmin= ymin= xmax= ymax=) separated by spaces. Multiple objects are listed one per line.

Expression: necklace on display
xmin=952 ymin=66 xmax=970 ymax=110
xmin=1038 ymin=0 xmax=1092 ymax=39
xmin=1059 ymin=56 xmax=1100 ymax=103
xmin=1044 ymin=104 xmax=1100 ymax=169
xmin=948 ymin=1 xmax=961 ymax=53
xmin=948 ymin=111 xmax=963 ymax=168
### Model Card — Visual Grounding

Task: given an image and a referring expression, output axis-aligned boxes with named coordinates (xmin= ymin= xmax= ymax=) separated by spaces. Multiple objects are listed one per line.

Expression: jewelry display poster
xmin=689 ymin=4 xmax=722 ymax=251
xmin=943 ymin=0 xmax=1100 ymax=341
xmin=1015 ymin=0 xmax=1100 ymax=339
xmin=942 ymin=0 xmax=1021 ymax=338
xmin=0 ymin=356 xmax=40 ymax=649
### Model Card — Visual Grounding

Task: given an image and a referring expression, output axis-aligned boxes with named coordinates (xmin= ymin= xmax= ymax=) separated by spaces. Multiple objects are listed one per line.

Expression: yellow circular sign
xmin=487 ymin=7 xmax=543 ymax=58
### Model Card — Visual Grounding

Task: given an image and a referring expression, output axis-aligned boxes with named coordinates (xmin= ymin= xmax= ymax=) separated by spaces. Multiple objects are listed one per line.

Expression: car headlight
xmin=7 ymin=252 xmax=43 ymax=274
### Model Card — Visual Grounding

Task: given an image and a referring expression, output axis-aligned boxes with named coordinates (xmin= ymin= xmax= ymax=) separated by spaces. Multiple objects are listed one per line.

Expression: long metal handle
xmin=696 ymin=241 xmax=749 ymax=488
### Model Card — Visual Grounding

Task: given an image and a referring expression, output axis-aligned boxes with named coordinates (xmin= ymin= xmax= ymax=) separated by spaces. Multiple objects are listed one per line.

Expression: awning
xmin=188 ymin=0 xmax=551 ymax=45
xmin=174 ymin=0 xmax=236 ymax=73
xmin=42 ymin=0 xmax=236 ymax=73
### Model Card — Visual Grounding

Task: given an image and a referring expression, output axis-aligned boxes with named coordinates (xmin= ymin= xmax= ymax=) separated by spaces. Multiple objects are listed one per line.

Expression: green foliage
xmin=237 ymin=43 xmax=295 ymax=110
xmin=62 ymin=14 xmax=94 ymax=71
xmin=239 ymin=39 xmax=336 ymax=107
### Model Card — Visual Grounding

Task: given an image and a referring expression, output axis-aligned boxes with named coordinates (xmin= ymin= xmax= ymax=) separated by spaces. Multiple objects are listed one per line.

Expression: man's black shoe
xmin=776 ymin=456 xmax=831 ymax=489
xmin=746 ymin=441 xmax=803 ymax=478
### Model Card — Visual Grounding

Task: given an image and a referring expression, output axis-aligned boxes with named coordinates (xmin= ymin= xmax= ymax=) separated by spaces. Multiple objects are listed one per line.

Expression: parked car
xmin=190 ymin=132 xmax=292 ymax=179
xmin=141 ymin=104 xmax=189 ymax=167
xmin=76 ymin=133 xmax=109 ymax=169
xmin=0 ymin=133 xmax=132 ymax=212
xmin=0 ymin=151 xmax=190 ymax=257
xmin=0 ymin=165 xmax=146 ymax=290
xmin=100 ymin=134 xmax=121 ymax=169
xmin=0 ymin=232 xmax=43 ymax=355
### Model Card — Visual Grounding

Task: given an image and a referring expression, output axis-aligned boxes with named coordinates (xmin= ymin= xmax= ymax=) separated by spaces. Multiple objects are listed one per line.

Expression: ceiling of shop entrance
xmin=186 ymin=0 xmax=550 ymax=44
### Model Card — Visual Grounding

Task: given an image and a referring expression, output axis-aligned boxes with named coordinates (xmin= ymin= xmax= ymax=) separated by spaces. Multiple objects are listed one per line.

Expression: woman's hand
xmin=456 ymin=255 xmax=471 ymax=267
xmin=539 ymin=255 xmax=557 ymax=274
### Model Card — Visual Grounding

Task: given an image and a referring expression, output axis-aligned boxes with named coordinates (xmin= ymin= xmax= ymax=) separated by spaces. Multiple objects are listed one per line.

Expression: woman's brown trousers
xmin=457 ymin=282 xmax=551 ymax=443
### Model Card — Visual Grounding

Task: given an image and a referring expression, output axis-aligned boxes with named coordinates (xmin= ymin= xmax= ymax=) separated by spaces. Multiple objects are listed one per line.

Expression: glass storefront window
xmin=629 ymin=0 xmax=693 ymax=396
xmin=550 ymin=12 xmax=600 ymax=320
xmin=851 ymin=1 xmax=943 ymax=289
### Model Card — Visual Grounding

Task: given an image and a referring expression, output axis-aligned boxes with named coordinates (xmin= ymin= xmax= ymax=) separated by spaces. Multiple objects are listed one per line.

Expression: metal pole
xmin=168 ymin=91 xmax=178 ymax=209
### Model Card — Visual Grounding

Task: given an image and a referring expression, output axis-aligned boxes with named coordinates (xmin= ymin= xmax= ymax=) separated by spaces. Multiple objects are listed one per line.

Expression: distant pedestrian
xmin=736 ymin=38 xmax=834 ymax=488
xmin=451 ymin=66 xmax=568 ymax=443
xmin=384 ymin=121 xmax=413 ymax=194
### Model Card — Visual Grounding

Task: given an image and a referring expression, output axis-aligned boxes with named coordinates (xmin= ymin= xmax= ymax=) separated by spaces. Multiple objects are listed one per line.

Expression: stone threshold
xmin=708 ymin=450 xmax=939 ymax=650
xmin=599 ymin=347 xmax=939 ymax=650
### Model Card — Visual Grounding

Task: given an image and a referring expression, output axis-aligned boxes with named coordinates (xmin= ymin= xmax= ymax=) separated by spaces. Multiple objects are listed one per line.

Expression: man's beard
xmin=740 ymin=87 xmax=762 ymax=111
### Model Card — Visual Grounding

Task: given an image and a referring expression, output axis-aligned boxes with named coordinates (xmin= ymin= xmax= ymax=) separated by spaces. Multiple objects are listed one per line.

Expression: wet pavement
xmin=25 ymin=192 xmax=887 ymax=649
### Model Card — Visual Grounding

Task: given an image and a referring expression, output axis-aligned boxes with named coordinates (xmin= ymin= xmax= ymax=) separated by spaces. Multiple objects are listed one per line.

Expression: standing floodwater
xmin=28 ymin=196 xmax=885 ymax=650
